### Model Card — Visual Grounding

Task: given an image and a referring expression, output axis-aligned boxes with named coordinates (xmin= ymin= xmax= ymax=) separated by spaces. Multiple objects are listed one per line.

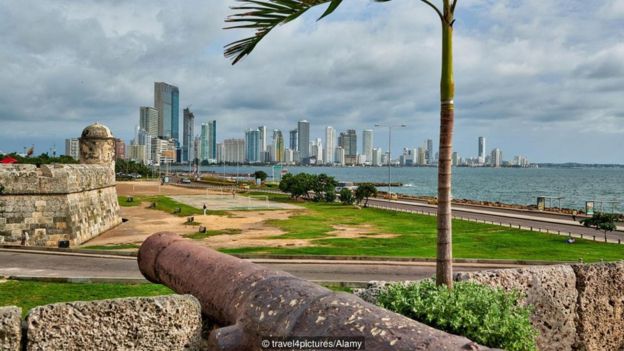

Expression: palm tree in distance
xmin=225 ymin=0 xmax=458 ymax=287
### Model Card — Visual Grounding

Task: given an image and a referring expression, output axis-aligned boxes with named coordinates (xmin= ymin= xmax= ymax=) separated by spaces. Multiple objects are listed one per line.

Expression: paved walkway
xmin=0 ymin=249 xmax=524 ymax=284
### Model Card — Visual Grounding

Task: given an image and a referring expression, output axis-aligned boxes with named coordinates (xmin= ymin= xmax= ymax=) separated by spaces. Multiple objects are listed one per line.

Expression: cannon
xmin=138 ymin=232 xmax=493 ymax=351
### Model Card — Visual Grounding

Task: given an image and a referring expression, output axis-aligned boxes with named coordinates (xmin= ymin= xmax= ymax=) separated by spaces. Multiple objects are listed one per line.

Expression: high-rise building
xmin=362 ymin=129 xmax=373 ymax=163
xmin=289 ymin=129 xmax=298 ymax=151
xmin=200 ymin=124 xmax=209 ymax=162
xmin=452 ymin=152 xmax=459 ymax=166
xmin=417 ymin=147 xmax=426 ymax=166
xmin=258 ymin=126 xmax=267 ymax=153
xmin=338 ymin=129 xmax=357 ymax=165
xmin=139 ymin=107 xmax=159 ymax=138
xmin=284 ymin=149 xmax=294 ymax=164
xmin=324 ymin=126 xmax=335 ymax=165
xmin=199 ymin=121 xmax=216 ymax=162
xmin=154 ymin=82 xmax=179 ymax=141
xmin=491 ymin=148 xmax=503 ymax=168
xmin=64 ymin=138 xmax=80 ymax=160
xmin=311 ymin=138 xmax=323 ymax=164
xmin=426 ymin=139 xmax=433 ymax=164
xmin=372 ymin=147 xmax=382 ymax=167
xmin=478 ymin=137 xmax=486 ymax=164
xmin=223 ymin=138 xmax=245 ymax=163
xmin=273 ymin=129 xmax=284 ymax=163
xmin=182 ymin=108 xmax=195 ymax=163
xmin=215 ymin=142 xmax=222 ymax=163
xmin=335 ymin=147 xmax=345 ymax=166
xmin=245 ymin=129 xmax=261 ymax=163
xmin=114 ymin=139 xmax=126 ymax=160
xmin=297 ymin=120 xmax=310 ymax=163
xmin=151 ymin=138 xmax=176 ymax=165
xmin=193 ymin=136 xmax=200 ymax=164
xmin=133 ymin=127 xmax=152 ymax=164
xmin=207 ymin=121 xmax=216 ymax=160
xmin=128 ymin=144 xmax=147 ymax=164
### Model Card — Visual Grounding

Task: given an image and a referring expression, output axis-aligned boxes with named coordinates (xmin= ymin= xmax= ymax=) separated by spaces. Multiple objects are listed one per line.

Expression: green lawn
xmin=117 ymin=195 xmax=226 ymax=216
xmin=0 ymin=281 xmax=173 ymax=317
xmin=185 ymin=228 xmax=243 ymax=240
xmin=223 ymin=194 xmax=624 ymax=263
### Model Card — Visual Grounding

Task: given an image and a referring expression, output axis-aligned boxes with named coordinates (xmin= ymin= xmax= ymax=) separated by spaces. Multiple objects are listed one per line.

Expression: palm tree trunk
xmin=436 ymin=1 xmax=455 ymax=288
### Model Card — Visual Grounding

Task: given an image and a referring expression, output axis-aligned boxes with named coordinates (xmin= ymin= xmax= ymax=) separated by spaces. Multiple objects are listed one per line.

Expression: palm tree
xmin=225 ymin=0 xmax=457 ymax=287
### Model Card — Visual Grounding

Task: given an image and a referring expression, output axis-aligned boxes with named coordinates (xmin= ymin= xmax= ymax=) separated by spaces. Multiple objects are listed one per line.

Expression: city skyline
xmin=0 ymin=1 xmax=623 ymax=163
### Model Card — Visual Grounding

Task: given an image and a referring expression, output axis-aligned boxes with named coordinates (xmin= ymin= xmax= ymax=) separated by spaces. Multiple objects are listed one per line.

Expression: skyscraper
xmin=224 ymin=139 xmax=245 ymax=163
xmin=200 ymin=123 xmax=210 ymax=162
xmin=64 ymin=138 xmax=80 ymax=160
xmin=297 ymin=120 xmax=310 ymax=163
xmin=491 ymin=148 xmax=502 ymax=168
xmin=182 ymin=108 xmax=195 ymax=163
xmin=338 ymin=129 xmax=357 ymax=165
xmin=362 ymin=129 xmax=373 ymax=163
xmin=154 ymin=82 xmax=179 ymax=141
xmin=139 ymin=107 xmax=159 ymax=138
xmin=273 ymin=129 xmax=284 ymax=163
xmin=478 ymin=136 xmax=486 ymax=164
xmin=324 ymin=126 xmax=335 ymax=165
xmin=289 ymin=129 xmax=298 ymax=151
xmin=426 ymin=139 xmax=433 ymax=164
xmin=258 ymin=126 xmax=267 ymax=155
xmin=207 ymin=121 xmax=216 ymax=160
xmin=245 ymin=129 xmax=261 ymax=163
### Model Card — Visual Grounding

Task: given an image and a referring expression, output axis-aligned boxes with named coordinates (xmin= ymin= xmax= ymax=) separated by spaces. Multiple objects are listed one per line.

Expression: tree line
xmin=278 ymin=173 xmax=377 ymax=207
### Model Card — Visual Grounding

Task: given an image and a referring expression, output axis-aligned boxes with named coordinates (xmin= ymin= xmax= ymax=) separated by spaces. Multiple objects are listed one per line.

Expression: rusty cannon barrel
xmin=138 ymin=232 xmax=493 ymax=351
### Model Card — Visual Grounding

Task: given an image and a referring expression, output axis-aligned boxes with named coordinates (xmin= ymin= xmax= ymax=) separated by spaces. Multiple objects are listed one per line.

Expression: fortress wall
xmin=0 ymin=164 xmax=114 ymax=195
xmin=0 ymin=164 xmax=121 ymax=246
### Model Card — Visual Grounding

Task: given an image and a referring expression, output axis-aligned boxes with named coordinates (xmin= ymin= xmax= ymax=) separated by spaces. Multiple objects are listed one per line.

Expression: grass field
xmin=117 ymin=195 xmax=226 ymax=216
xmin=0 ymin=281 xmax=173 ymax=317
xmin=0 ymin=280 xmax=352 ymax=315
xmin=225 ymin=193 xmax=624 ymax=262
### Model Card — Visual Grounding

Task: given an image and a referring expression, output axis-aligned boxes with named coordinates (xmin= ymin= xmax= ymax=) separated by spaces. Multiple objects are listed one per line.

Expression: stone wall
xmin=0 ymin=295 xmax=203 ymax=351
xmin=0 ymin=164 xmax=121 ymax=246
xmin=355 ymin=261 xmax=624 ymax=351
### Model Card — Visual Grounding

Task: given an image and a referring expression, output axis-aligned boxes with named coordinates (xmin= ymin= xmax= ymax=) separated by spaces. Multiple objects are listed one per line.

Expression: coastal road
xmin=0 ymin=250 xmax=524 ymax=284
xmin=367 ymin=198 xmax=624 ymax=243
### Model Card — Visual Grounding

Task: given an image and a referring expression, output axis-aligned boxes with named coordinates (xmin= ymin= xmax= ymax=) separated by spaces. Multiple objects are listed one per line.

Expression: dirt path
xmin=87 ymin=182 xmax=390 ymax=250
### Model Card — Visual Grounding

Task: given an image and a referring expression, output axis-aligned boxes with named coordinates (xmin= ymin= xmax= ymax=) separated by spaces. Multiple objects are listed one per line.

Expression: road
xmin=0 ymin=250 xmax=523 ymax=284
xmin=367 ymin=198 xmax=624 ymax=243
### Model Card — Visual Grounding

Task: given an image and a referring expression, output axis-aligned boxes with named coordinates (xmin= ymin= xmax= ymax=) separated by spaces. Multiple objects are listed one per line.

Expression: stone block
xmin=0 ymin=306 xmax=22 ymax=351
xmin=26 ymin=295 xmax=203 ymax=351
xmin=456 ymin=265 xmax=578 ymax=351
xmin=573 ymin=262 xmax=624 ymax=351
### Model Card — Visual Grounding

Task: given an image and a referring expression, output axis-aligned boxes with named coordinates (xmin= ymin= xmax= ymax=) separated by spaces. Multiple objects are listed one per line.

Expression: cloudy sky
xmin=0 ymin=0 xmax=623 ymax=163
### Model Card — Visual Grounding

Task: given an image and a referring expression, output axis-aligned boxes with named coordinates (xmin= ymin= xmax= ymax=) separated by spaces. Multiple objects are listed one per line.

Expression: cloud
xmin=0 ymin=0 xmax=622 ymax=163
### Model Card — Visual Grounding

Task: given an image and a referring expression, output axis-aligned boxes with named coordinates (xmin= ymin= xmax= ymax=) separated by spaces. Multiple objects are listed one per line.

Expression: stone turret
xmin=79 ymin=123 xmax=115 ymax=167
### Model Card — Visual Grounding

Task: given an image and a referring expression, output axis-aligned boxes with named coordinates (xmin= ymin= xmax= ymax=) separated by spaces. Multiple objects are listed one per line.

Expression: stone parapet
xmin=0 ymin=164 xmax=114 ymax=195
xmin=25 ymin=295 xmax=203 ymax=351
xmin=0 ymin=306 xmax=21 ymax=351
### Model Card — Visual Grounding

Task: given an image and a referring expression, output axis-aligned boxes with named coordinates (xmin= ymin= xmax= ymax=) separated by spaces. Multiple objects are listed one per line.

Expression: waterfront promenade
xmin=367 ymin=198 xmax=624 ymax=243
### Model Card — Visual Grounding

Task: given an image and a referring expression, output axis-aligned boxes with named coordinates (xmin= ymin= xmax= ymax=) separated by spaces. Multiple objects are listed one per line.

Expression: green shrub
xmin=339 ymin=188 xmax=354 ymax=205
xmin=377 ymin=280 xmax=537 ymax=351
xmin=324 ymin=190 xmax=337 ymax=203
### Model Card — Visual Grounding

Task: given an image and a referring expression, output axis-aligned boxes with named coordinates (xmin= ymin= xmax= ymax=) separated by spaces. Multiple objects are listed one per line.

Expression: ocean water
xmin=185 ymin=165 xmax=624 ymax=212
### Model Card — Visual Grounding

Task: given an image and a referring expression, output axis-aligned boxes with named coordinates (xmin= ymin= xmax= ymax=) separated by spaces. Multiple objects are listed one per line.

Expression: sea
xmin=174 ymin=165 xmax=624 ymax=213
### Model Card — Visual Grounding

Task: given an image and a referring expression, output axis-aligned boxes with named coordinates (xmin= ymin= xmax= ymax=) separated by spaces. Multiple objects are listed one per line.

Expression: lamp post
xmin=374 ymin=124 xmax=407 ymax=198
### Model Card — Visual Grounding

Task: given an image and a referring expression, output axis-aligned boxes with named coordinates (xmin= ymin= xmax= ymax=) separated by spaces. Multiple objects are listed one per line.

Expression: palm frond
xmin=224 ymin=0 xmax=392 ymax=64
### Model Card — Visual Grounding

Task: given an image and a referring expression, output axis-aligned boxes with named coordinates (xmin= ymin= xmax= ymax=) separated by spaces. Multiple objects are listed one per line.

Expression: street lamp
xmin=374 ymin=124 xmax=407 ymax=198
